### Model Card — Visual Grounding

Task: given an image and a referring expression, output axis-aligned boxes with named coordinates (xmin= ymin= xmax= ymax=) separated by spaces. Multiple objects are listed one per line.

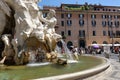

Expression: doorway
xmin=79 ymin=39 xmax=86 ymax=48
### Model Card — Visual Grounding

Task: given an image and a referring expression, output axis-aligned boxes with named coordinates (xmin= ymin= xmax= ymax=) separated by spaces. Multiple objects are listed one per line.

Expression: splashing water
xmin=55 ymin=45 xmax=63 ymax=57
xmin=60 ymin=39 xmax=74 ymax=60
xmin=27 ymin=39 xmax=79 ymax=67
xmin=26 ymin=62 xmax=51 ymax=67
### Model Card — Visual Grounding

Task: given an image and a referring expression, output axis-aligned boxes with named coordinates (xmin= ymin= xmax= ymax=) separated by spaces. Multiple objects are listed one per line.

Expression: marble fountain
xmin=0 ymin=0 xmax=110 ymax=80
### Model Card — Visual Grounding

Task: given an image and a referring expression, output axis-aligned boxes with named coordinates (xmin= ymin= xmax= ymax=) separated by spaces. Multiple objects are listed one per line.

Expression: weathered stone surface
xmin=0 ymin=0 xmax=62 ymax=65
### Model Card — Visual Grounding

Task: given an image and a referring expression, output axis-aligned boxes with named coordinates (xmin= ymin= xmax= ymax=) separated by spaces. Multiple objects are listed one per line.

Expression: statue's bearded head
xmin=47 ymin=9 xmax=56 ymax=18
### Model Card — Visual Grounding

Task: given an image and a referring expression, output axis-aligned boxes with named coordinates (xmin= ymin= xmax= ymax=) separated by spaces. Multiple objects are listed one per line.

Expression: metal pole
xmin=111 ymin=24 xmax=114 ymax=53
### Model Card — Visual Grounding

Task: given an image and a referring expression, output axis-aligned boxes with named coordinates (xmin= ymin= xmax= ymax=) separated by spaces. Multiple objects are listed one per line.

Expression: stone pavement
xmin=95 ymin=53 xmax=120 ymax=80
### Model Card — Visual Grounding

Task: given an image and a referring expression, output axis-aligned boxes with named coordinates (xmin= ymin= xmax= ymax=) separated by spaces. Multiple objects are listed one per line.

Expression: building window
xmin=93 ymin=31 xmax=96 ymax=36
xmin=103 ymin=8 xmax=105 ymax=11
xmin=91 ymin=20 xmax=96 ymax=26
xmin=67 ymin=41 xmax=73 ymax=49
xmin=103 ymin=31 xmax=106 ymax=36
xmin=118 ymin=15 xmax=120 ymax=19
xmin=67 ymin=13 xmax=72 ymax=19
xmin=91 ymin=14 xmax=96 ymax=19
xmin=113 ymin=9 xmax=116 ymax=11
xmin=96 ymin=8 xmax=100 ymax=11
xmin=79 ymin=20 xmax=84 ymax=26
xmin=106 ymin=9 xmax=108 ymax=11
xmin=102 ymin=15 xmax=105 ymax=19
xmin=67 ymin=20 xmax=72 ymax=26
xmin=115 ymin=21 xmax=119 ymax=27
xmin=107 ymin=15 xmax=112 ymax=19
xmin=61 ymin=21 xmax=64 ymax=26
xmin=61 ymin=14 xmax=64 ymax=18
xmin=115 ymin=41 xmax=119 ymax=44
xmin=68 ymin=30 xmax=71 ymax=36
xmin=92 ymin=41 xmax=97 ymax=44
xmin=103 ymin=41 xmax=108 ymax=44
xmin=61 ymin=31 xmax=64 ymax=36
xmin=102 ymin=21 xmax=106 ymax=27
xmin=114 ymin=15 xmax=118 ymax=19
xmin=116 ymin=31 xmax=120 ymax=37
xmin=101 ymin=14 xmax=107 ymax=19
xmin=108 ymin=30 xmax=113 ymax=37
xmin=79 ymin=30 xmax=85 ymax=37
xmin=79 ymin=14 xmax=84 ymax=19
xmin=108 ymin=21 xmax=113 ymax=27
xmin=108 ymin=31 xmax=110 ymax=36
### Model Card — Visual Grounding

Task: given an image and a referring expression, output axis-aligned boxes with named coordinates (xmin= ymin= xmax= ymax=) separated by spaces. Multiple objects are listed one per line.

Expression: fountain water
xmin=26 ymin=62 xmax=51 ymax=67
xmin=60 ymin=40 xmax=74 ymax=59
xmin=56 ymin=40 xmax=79 ymax=63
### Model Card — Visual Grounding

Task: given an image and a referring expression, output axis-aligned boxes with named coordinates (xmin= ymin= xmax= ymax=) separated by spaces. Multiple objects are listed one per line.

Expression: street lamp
xmin=111 ymin=25 xmax=114 ymax=53
xmin=111 ymin=9 xmax=120 ymax=53
xmin=110 ymin=20 xmax=116 ymax=53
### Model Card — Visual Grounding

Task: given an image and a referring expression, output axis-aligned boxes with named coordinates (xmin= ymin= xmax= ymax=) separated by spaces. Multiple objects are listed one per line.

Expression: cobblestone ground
xmin=96 ymin=53 xmax=120 ymax=80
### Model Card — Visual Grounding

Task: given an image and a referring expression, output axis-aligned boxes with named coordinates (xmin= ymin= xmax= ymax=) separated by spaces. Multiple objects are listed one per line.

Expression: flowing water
xmin=26 ymin=39 xmax=78 ymax=67
xmin=60 ymin=39 xmax=75 ymax=60
xmin=26 ymin=62 xmax=51 ymax=67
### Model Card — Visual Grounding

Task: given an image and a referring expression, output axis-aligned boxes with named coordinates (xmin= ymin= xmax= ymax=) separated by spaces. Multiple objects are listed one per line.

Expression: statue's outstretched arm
xmin=39 ymin=12 xmax=52 ymax=23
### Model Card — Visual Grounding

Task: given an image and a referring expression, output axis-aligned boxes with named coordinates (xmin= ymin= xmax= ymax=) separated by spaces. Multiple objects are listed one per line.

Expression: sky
xmin=38 ymin=0 xmax=120 ymax=8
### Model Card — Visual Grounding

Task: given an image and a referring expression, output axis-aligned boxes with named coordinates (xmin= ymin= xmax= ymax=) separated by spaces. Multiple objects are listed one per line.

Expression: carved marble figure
xmin=0 ymin=0 xmax=11 ymax=35
xmin=39 ymin=9 xmax=62 ymax=52
xmin=1 ymin=34 xmax=15 ymax=65
xmin=0 ymin=0 xmax=64 ymax=65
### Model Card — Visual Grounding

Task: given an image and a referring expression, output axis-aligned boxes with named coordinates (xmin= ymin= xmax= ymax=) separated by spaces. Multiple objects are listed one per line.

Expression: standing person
xmin=103 ymin=46 xmax=110 ymax=58
xmin=72 ymin=46 xmax=79 ymax=60
xmin=79 ymin=47 xmax=83 ymax=55
xmin=118 ymin=47 xmax=120 ymax=62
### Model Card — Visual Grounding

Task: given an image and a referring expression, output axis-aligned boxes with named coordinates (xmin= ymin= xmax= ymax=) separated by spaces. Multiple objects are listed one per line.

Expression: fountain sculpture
xmin=0 ymin=1 xmax=110 ymax=80
xmin=0 ymin=0 xmax=66 ymax=65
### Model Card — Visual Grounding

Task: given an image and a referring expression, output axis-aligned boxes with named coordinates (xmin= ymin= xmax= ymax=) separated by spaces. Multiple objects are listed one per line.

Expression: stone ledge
xmin=33 ymin=56 xmax=110 ymax=80
xmin=84 ymin=62 xmax=112 ymax=80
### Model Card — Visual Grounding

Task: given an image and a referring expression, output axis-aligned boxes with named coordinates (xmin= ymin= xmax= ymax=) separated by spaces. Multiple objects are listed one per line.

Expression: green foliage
xmin=64 ymin=5 xmax=91 ymax=11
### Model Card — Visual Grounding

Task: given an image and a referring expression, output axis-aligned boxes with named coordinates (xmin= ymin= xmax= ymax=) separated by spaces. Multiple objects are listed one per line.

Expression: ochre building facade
xmin=42 ymin=3 xmax=120 ymax=48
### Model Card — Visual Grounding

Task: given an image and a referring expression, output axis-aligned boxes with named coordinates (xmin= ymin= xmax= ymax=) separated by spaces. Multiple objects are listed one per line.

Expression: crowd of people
xmin=60 ymin=45 xmax=120 ymax=61
xmin=68 ymin=46 xmax=103 ymax=56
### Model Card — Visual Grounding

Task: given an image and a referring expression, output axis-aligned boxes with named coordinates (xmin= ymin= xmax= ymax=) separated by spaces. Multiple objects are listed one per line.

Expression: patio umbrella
xmin=92 ymin=44 xmax=99 ymax=48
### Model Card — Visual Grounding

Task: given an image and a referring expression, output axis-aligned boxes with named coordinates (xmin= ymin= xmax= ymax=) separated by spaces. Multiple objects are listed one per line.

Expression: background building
xmin=42 ymin=3 xmax=120 ymax=48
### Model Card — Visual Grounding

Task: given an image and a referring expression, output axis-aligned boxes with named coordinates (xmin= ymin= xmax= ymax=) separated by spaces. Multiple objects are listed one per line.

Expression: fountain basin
xmin=35 ymin=56 xmax=110 ymax=80
xmin=0 ymin=56 xmax=108 ymax=80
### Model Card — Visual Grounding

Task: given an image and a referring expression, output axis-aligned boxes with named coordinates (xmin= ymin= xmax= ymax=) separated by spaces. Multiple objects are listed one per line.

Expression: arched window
xmin=57 ymin=41 xmax=63 ymax=48
xmin=91 ymin=20 xmax=96 ymax=26
xmin=115 ymin=41 xmax=119 ymax=44
xmin=92 ymin=41 xmax=97 ymax=44
xmin=103 ymin=41 xmax=108 ymax=44
xmin=67 ymin=41 xmax=73 ymax=49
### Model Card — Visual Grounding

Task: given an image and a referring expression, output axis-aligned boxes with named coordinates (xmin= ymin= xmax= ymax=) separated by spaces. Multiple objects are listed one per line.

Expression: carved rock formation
xmin=0 ymin=0 xmax=62 ymax=65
